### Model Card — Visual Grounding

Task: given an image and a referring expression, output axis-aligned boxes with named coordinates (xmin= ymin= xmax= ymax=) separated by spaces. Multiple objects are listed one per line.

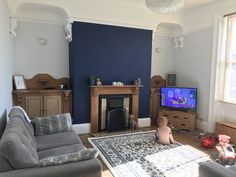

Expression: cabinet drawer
xmin=170 ymin=114 xmax=180 ymax=120
xmin=175 ymin=121 xmax=190 ymax=129
xmin=167 ymin=118 xmax=175 ymax=127
xmin=159 ymin=111 xmax=170 ymax=118
xmin=180 ymin=114 xmax=191 ymax=121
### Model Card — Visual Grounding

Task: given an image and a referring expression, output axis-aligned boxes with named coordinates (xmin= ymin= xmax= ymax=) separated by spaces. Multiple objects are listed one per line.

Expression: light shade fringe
xmin=146 ymin=0 xmax=184 ymax=14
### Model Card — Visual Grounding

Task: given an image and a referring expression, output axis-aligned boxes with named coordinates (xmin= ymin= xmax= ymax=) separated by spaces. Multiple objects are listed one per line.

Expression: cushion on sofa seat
xmin=39 ymin=148 xmax=99 ymax=167
xmin=0 ymin=117 xmax=38 ymax=169
xmin=0 ymin=158 xmax=102 ymax=177
xmin=34 ymin=113 xmax=72 ymax=136
xmin=38 ymin=144 xmax=86 ymax=160
xmin=36 ymin=131 xmax=82 ymax=151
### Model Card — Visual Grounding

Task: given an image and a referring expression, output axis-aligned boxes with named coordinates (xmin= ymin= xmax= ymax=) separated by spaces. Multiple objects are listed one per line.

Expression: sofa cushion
xmin=0 ymin=117 xmax=38 ymax=169
xmin=38 ymin=144 xmax=86 ymax=160
xmin=34 ymin=113 xmax=72 ymax=136
xmin=39 ymin=148 xmax=99 ymax=167
xmin=36 ymin=131 xmax=82 ymax=151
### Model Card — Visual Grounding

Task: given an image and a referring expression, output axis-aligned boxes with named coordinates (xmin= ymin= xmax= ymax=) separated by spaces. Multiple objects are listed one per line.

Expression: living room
xmin=1 ymin=0 xmax=236 ymax=177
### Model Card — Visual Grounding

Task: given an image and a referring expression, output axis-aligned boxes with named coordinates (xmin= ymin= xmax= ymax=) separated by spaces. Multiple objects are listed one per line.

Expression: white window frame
xmin=223 ymin=14 xmax=236 ymax=104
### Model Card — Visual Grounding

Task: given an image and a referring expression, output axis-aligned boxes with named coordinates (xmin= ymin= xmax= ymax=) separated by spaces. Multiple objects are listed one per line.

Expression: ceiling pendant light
xmin=145 ymin=0 xmax=184 ymax=14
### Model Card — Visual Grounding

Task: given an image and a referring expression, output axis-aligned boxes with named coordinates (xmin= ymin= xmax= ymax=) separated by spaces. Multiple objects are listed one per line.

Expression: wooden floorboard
xmin=79 ymin=128 xmax=214 ymax=177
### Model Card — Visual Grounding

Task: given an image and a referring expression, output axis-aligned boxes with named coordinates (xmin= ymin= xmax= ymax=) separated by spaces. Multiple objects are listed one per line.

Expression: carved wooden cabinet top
xmin=13 ymin=74 xmax=71 ymax=91
xmin=12 ymin=89 xmax=72 ymax=94
xmin=151 ymin=75 xmax=166 ymax=89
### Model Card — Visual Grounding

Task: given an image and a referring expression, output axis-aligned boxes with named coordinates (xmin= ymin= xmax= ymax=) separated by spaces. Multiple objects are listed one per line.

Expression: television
xmin=160 ymin=87 xmax=197 ymax=110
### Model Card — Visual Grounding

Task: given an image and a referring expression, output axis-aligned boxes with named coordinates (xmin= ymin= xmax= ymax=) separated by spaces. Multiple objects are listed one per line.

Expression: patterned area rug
xmin=88 ymin=131 xmax=210 ymax=177
xmin=92 ymin=128 xmax=144 ymax=137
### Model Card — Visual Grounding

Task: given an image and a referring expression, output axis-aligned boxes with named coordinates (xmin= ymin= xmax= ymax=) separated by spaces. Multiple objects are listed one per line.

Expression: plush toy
xmin=129 ymin=115 xmax=138 ymax=131
xmin=215 ymin=135 xmax=236 ymax=165
xmin=201 ymin=136 xmax=216 ymax=149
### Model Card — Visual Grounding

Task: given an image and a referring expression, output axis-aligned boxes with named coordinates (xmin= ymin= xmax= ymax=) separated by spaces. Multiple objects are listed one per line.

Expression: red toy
xmin=201 ymin=136 xmax=216 ymax=149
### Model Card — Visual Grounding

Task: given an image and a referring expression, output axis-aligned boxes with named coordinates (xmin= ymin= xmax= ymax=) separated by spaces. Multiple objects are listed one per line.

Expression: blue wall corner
xmin=69 ymin=22 xmax=152 ymax=124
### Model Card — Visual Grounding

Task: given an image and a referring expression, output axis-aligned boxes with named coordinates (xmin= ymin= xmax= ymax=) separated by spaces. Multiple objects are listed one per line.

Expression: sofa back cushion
xmin=34 ymin=113 xmax=72 ymax=136
xmin=8 ymin=107 xmax=35 ymax=143
xmin=0 ymin=117 xmax=38 ymax=169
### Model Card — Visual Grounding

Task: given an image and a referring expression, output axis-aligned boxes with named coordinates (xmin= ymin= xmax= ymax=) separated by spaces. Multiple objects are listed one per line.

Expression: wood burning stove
xmin=107 ymin=108 xmax=128 ymax=132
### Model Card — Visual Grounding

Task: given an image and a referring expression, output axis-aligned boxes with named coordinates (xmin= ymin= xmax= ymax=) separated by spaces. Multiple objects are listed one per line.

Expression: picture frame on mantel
xmin=13 ymin=75 xmax=27 ymax=90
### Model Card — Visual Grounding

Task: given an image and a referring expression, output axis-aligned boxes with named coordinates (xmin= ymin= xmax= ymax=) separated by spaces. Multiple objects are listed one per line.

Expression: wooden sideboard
xmin=13 ymin=90 xmax=72 ymax=118
xmin=149 ymin=75 xmax=166 ymax=126
xmin=12 ymin=74 xmax=72 ymax=118
xmin=159 ymin=109 xmax=196 ymax=131
xmin=215 ymin=121 xmax=236 ymax=143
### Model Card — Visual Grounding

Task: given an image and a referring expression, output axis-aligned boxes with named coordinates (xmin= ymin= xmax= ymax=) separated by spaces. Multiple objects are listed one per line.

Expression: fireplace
xmin=90 ymin=85 xmax=142 ymax=133
xmin=99 ymin=95 xmax=131 ymax=131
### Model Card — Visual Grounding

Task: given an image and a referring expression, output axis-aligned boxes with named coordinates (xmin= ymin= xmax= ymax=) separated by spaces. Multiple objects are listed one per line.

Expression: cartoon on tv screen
xmin=160 ymin=88 xmax=197 ymax=109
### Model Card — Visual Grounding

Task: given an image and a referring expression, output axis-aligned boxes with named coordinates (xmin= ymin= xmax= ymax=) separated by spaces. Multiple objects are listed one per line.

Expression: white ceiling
xmin=184 ymin=0 xmax=217 ymax=9
xmin=123 ymin=0 xmax=218 ymax=9
xmin=7 ymin=0 xmax=222 ymax=31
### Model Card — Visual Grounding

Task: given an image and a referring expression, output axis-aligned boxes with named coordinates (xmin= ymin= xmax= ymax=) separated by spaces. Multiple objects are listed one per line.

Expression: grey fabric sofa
xmin=0 ymin=108 xmax=102 ymax=177
xmin=199 ymin=161 xmax=236 ymax=177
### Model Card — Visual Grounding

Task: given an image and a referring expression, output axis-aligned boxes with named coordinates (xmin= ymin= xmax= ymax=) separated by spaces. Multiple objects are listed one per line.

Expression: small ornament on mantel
xmin=134 ymin=78 xmax=141 ymax=85
xmin=96 ymin=78 xmax=102 ymax=86
xmin=89 ymin=74 xmax=96 ymax=86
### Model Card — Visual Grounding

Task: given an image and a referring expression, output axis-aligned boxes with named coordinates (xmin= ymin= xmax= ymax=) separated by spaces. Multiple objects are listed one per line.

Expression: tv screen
xmin=160 ymin=87 xmax=197 ymax=110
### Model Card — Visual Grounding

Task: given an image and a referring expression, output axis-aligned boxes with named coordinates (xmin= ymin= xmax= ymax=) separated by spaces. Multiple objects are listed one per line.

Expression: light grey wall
xmin=14 ymin=21 xmax=69 ymax=79
xmin=0 ymin=0 xmax=13 ymax=137
xmin=173 ymin=28 xmax=213 ymax=121
xmin=151 ymin=35 xmax=174 ymax=78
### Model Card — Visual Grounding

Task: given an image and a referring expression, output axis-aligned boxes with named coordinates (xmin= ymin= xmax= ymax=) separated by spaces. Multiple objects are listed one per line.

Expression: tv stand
xmin=159 ymin=108 xmax=196 ymax=131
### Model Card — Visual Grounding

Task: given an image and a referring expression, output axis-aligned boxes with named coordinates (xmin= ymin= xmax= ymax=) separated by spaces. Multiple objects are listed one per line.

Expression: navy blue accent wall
xmin=69 ymin=22 xmax=152 ymax=124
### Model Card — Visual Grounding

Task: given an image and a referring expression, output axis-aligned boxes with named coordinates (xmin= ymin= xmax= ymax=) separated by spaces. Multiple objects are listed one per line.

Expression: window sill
xmin=217 ymin=100 xmax=236 ymax=105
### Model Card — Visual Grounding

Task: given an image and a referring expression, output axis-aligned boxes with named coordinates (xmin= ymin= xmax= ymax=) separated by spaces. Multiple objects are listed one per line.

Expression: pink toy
xmin=215 ymin=135 xmax=235 ymax=165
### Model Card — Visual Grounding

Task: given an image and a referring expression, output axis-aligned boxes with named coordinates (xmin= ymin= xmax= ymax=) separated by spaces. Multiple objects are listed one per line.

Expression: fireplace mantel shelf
xmin=90 ymin=85 xmax=143 ymax=88
xmin=90 ymin=85 xmax=142 ymax=133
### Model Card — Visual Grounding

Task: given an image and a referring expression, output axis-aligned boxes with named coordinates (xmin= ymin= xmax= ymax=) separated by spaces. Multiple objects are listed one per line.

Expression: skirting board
xmin=138 ymin=117 xmax=151 ymax=128
xmin=196 ymin=119 xmax=208 ymax=132
xmin=73 ymin=118 xmax=151 ymax=135
xmin=73 ymin=123 xmax=91 ymax=135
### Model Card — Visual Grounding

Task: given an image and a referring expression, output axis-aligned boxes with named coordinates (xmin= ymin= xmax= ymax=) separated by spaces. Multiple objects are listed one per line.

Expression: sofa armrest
xmin=0 ymin=158 xmax=102 ymax=177
xmin=199 ymin=161 xmax=236 ymax=177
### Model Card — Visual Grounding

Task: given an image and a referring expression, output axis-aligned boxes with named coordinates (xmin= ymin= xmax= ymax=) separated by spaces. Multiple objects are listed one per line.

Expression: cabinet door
xmin=44 ymin=95 xmax=62 ymax=116
xmin=26 ymin=96 xmax=43 ymax=118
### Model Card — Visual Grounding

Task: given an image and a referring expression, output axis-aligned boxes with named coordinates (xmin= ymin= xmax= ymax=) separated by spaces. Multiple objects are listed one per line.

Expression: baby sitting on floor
xmin=156 ymin=116 xmax=176 ymax=144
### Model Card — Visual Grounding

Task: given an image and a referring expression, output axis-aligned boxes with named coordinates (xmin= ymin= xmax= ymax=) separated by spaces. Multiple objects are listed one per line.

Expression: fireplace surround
xmin=99 ymin=95 xmax=131 ymax=131
xmin=90 ymin=85 xmax=142 ymax=133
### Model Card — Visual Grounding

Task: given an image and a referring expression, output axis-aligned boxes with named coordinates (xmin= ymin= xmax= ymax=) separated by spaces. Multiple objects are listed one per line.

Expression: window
xmin=220 ymin=14 xmax=236 ymax=103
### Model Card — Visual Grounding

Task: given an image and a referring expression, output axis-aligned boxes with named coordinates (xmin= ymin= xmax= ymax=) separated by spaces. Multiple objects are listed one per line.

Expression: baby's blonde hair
xmin=158 ymin=116 xmax=168 ymax=127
